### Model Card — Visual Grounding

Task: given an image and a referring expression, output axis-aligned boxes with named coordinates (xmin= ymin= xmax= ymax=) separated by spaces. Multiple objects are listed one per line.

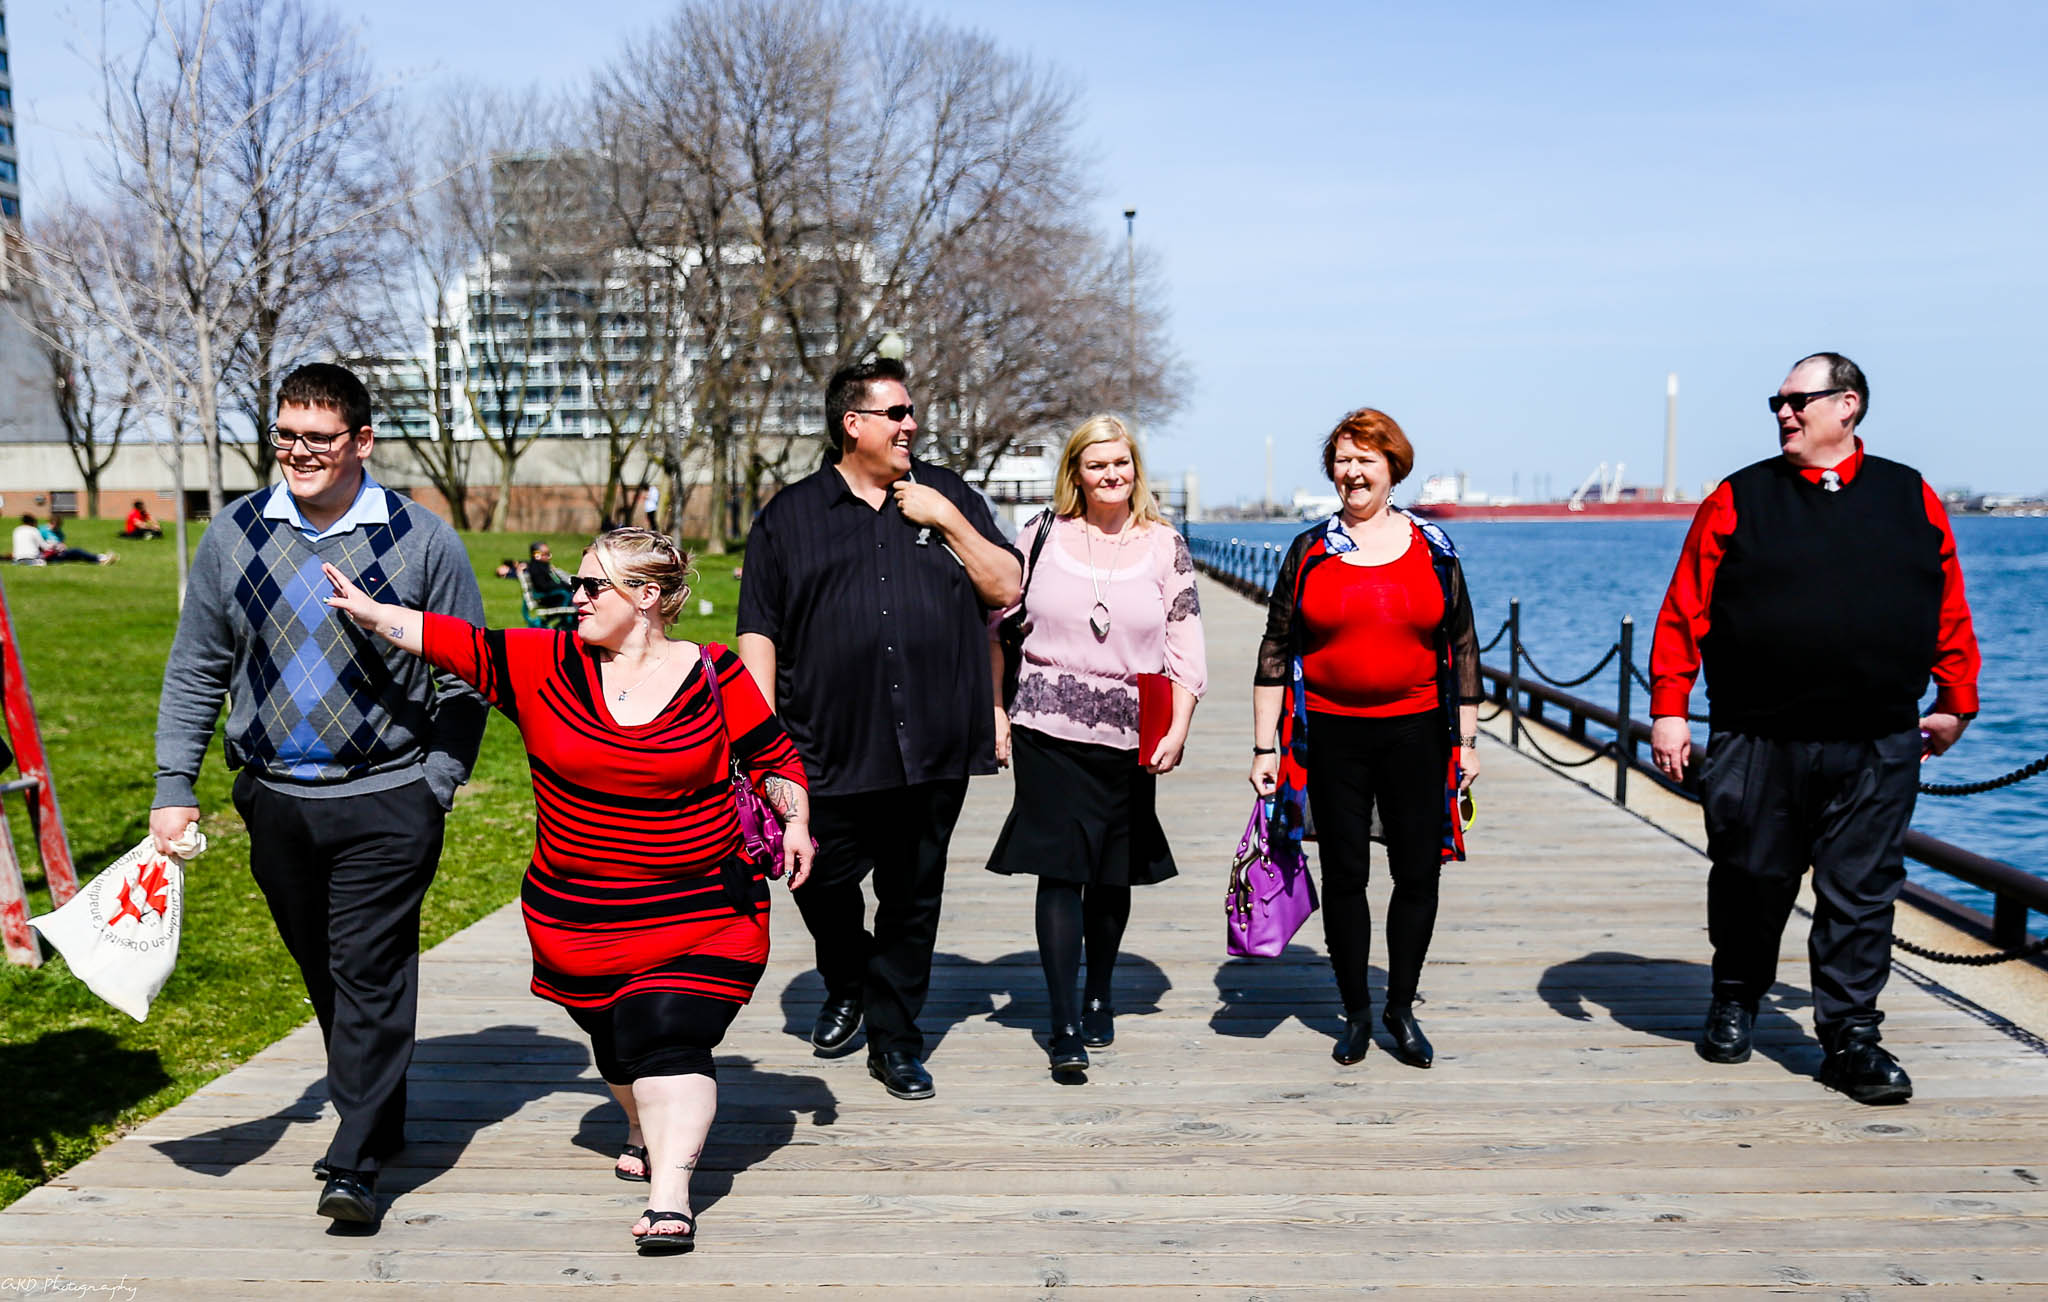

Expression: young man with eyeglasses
xmin=736 ymin=357 xmax=1022 ymax=1100
xmin=148 ymin=362 xmax=488 ymax=1223
xmin=1647 ymin=352 xmax=1980 ymax=1106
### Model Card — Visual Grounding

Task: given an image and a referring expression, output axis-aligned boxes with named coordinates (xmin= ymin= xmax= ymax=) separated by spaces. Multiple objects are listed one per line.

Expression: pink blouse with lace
xmin=1001 ymin=516 xmax=1207 ymax=750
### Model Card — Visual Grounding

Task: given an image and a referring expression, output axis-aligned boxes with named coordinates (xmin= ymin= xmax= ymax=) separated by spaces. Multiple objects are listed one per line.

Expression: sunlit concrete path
xmin=3 ymin=574 xmax=2045 ymax=1297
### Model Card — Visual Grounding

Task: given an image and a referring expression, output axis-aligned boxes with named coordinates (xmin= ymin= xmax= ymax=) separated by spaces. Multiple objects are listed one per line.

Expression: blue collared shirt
xmin=260 ymin=472 xmax=391 ymax=540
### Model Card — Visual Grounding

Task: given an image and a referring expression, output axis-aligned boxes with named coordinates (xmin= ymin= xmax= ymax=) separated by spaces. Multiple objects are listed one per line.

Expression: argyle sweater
xmin=153 ymin=488 xmax=488 ymax=809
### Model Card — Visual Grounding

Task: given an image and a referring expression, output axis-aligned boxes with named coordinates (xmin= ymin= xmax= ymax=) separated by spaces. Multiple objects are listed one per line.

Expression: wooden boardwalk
xmin=3 ymin=575 xmax=2046 ymax=1297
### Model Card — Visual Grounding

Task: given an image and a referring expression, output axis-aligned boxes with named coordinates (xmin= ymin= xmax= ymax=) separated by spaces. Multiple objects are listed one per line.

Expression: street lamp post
xmin=1123 ymin=209 xmax=1137 ymax=422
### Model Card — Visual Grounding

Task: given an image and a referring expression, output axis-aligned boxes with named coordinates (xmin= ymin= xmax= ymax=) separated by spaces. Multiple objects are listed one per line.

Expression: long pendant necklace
xmin=1084 ymin=517 xmax=1132 ymax=640
xmin=608 ymin=647 xmax=673 ymax=702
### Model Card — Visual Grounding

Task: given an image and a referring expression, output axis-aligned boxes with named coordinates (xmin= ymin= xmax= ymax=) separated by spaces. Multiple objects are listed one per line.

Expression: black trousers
xmin=234 ymin=772 xmax=444 ymax=1175
xmin=1699 ymin=728 xmax=1922 ymax=1036
xmin=1304 ymin=709 xmax=1449 ymax=1017
xmin=794 ymin=780 xmax=968 ymax=1057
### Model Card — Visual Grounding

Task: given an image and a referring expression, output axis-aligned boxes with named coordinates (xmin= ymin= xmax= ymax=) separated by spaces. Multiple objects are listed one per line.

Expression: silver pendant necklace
xmin=1084 ymin=517 xmax=1132 ymax=640
xmin=609 ymin=647 xmax=673 ymax=701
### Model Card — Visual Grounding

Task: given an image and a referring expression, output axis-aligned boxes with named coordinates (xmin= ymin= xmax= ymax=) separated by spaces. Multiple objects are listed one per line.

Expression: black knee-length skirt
xmin=985 ymin=725 xmax=1178 ymax=886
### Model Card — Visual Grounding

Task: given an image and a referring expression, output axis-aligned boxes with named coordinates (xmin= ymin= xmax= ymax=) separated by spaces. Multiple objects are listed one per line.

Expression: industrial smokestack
xmin=1662 ymin=372 xmax=1679 ymax=502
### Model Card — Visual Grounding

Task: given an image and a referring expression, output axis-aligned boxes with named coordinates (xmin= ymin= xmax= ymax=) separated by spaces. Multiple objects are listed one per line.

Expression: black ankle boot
xmin=1381 ymin=1006 xmax=1433 ymax=1068
xmin=1081 ymin=996 xmax=1115 ymax=1047
xmin=1332 ymin=1012 xmax=1372 ymax=1065
xmin=1048 ymin=1026 xmax=1089 ymax=1077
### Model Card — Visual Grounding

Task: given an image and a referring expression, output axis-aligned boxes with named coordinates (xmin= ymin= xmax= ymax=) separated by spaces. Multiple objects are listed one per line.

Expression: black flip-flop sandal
xmin=614 ymin=1143 xmax=650 ymax=1183
xmin=634 ymin=1208 xmax=696 ymax=1255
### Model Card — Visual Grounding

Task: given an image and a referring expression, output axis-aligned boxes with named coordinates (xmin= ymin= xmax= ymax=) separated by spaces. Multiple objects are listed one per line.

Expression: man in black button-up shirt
xmin=737 ymin=358 xmax=1021 ymax=1099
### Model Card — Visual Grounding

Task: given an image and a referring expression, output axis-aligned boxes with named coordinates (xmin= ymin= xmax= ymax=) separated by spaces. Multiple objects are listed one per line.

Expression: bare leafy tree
xmin=23 ymin=0 xmax=399 ymax=521
xmin=27 ymin=204 xmax=148 ymax=518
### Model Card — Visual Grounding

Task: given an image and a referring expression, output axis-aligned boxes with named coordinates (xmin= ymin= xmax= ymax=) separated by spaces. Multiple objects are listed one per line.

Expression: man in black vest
xmin=1647 ymin=353 xmax=1980 ymax=1105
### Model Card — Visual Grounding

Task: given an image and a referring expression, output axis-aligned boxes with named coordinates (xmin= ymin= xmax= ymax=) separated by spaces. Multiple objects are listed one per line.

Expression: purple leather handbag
xmin=700 ymin=647 xmax=788 ymax=879
xmin=1225 ymin=798 xmax=1319 ymax=958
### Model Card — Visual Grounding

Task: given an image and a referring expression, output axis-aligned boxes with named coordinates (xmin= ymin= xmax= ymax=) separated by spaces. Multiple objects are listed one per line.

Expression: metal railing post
xmin=1993 ymin=896 xmax=2027 ymax=950
xmin=1614 ymin=615 xmax=1633 ymax=805
xmin=1507 ymin=599 xmax=1522 ymax=748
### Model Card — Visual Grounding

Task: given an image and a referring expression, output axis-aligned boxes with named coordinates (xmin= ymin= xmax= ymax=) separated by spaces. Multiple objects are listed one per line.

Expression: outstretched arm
xmin=323 ymin=563 xmax=425 ymax=654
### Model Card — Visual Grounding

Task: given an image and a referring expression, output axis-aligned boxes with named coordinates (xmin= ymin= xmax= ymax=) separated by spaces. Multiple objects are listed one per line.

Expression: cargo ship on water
xmin=1404 ymin=373 xmax=1704 ymax=523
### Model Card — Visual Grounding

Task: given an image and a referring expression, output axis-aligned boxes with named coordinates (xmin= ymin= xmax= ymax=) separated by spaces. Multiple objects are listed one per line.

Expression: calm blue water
xmin=1188 ymin=517 xmax=2048 ymax=929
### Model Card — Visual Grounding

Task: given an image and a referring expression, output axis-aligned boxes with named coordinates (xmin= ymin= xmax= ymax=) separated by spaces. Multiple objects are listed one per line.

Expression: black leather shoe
xmin=316 ymin=1170 xmax=378 ymax=1224
xmin=1332 ymin=1014 xmax=1372 ymax=1065
xmin=1818 ymin=1027 xmax=1912 ymax=1105
xmin=1698 ymin=998 xmax=1754 ymax=1064
xmin=867 ymin=1050 xmax=936 ymax=1100
xmin=810 ymin=996 xmax=864 ymax=1058
xmin=1081 ymin=997 xmax=1115 ymax=1047
xmin=1048 ymin=1027 xmax=1090 ymax=1077
xmin=1381 ymin=1006 xmax=1434 ymax=1068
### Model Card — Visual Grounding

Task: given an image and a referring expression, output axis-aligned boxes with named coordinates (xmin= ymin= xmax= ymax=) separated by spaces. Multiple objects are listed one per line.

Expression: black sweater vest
xmin=1701 ymin=453 xmax=1943 ymax=740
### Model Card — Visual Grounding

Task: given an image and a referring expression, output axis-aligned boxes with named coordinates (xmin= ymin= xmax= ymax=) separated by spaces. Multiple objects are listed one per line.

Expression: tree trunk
xmin=701 ymin=424 xmax=728 ymax=555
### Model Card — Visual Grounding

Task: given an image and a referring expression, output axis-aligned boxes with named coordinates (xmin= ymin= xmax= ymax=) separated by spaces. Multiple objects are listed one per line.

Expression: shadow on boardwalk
xmin=1537 ymin=950 xmax=1821 ymax=1073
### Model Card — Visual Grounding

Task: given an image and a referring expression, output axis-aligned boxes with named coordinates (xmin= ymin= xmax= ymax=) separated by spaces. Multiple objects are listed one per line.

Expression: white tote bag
xmin=30 ymin=825 xmax=203 ymax=1022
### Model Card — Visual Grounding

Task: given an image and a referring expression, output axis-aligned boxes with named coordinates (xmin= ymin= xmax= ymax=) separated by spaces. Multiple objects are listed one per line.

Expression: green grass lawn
xmin=0 ymin=516 xmax=745 ymax=1209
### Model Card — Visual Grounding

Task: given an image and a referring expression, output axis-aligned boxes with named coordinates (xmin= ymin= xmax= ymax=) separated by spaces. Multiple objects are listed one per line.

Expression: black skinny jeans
xmin=1304 ymin=708 xmax=1449 ymax=1018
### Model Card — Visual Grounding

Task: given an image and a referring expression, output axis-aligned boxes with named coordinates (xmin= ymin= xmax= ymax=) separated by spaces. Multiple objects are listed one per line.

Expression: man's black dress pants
xmin=1698 ymin=728 xmax=1922 ymax=1037
xmin=235 ymin=772 xmax=445 ymax=1175
xmin=796 ymin=780 xmax=968 ymax=1058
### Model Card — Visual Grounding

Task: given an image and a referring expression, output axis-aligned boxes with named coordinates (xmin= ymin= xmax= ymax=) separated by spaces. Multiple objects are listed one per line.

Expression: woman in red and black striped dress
xmin=322 ymin=529 xmax=810 ymax=1255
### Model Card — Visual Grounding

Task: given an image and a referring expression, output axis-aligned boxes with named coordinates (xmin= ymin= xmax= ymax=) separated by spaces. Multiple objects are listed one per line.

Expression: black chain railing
xmin=1182 ymin=530 xmax=2048 ymax=966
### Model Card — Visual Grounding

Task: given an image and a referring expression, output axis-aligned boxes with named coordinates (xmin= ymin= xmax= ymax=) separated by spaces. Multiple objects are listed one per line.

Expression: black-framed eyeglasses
xmin=268 ymin=424 xmax=354 ymax=451
xmin=1767 ymin=389 xmax=1845 ymax=415
xmin=568 ymin=575 xmax=647 ymax=600
xmin=852 ymin=404 xmax=915 ymax=423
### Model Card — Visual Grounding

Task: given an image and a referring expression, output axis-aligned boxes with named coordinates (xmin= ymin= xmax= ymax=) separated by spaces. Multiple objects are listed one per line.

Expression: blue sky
xmin=14 ymin=1 xmax=2047 ymax=501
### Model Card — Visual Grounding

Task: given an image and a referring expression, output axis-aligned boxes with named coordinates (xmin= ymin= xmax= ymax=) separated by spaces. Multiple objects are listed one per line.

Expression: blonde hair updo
xmin=585 ymin=528 xmax=694 ymax=625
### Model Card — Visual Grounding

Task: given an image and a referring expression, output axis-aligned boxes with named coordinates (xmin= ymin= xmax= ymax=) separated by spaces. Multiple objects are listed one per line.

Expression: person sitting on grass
xmin=30 ymin=516 xmax=116 ymax=565
xmin=11 ymin=514 xmax=45 ymax=565
xmin=122 ymin=501 xmax=165 ymax=539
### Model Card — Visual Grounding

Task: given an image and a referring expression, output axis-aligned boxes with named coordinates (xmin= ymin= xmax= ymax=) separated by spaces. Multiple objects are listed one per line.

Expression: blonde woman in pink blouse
xmin=987 ymin=414 xmax=1206 ymax=1078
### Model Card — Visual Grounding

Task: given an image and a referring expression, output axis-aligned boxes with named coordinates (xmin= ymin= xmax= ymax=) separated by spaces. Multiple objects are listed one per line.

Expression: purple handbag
xmin=1225 ymin=798 xmax=1319 ymax=958
xmin=700 ymin=646 xmax=789 ymax=879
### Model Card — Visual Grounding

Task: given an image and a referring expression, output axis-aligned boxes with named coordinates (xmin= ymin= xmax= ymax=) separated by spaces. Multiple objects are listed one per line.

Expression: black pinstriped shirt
xmin=737 ymin=458 xmax=1019 ymax=798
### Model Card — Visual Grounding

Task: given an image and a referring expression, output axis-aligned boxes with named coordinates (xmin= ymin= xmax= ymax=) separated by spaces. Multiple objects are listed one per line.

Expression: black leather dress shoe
xmin=1332 ymin=1015 xmax=1372 ymax=1065
xmin=1081 ymin=997 xmax=1115 ymax=1047
xmin=1381 ymin=1006 xmax=1434 ymax=1069
xmin=868 ymin=1050 xmax=936 ymax=1099
xmin=1048 ymin=1027 xmax=1090 ymax=1077
xmin=1818 ymin=1027 xmax=1912 ymax=1105
xmin=1698 ymin=998 xmax=1754 ymax=1064
xmin=810 ymin=996 xmax=864 ymax=1058
xmin=316 ymin=1169 xmax=378 ymax=1224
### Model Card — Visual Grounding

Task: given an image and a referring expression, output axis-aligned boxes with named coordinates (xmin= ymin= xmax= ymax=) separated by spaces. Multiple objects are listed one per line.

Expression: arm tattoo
xmin=389 ymin=625 xmax=407 ymax=640
xmin=762 ymin=775 xmax=803 ymax=821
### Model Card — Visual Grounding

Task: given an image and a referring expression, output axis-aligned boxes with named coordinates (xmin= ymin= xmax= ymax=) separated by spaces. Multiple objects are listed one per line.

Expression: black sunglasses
xmin=852 ymin=404 xmax=915 ymax=423
xmin=568 ymin=575 xmax=647 ymax=600
xmin=1767 ymin=389 xmax=1845 ymax=415
xmin=268 ymin=424 xmax=354 ymax=451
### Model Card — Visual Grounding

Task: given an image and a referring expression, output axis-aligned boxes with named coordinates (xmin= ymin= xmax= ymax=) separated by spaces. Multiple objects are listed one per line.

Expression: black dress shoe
xmin=810 ymin=996 xmax=864 ymax=1058
xmin=1081 ymin=997 xmax=1115 ymax=1047
xmin=1048 ymin=1027 xmax=1090 ymax=1077
xmin=1697 ymin=998 xmax=1754 ymax=1064
xmin=867 ymin=1050 xmax=936 ymax=1099
xmin=1332 ymin=1014 xmax=1372 ymax=1065
xmin=1381 ymin=1006 xmax=1434 ymax=1069
xmin=316 ymin=1170 xmax=378 ymax=1224
xmin=1818 ymin=1027 xmax=1912 ymax=1105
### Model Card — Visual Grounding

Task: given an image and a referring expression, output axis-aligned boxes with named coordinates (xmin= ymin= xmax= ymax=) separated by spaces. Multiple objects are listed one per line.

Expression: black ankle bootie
xmin=1332 ymin=1013 xmax=1372 ymax=1065
xmin=1381 ymin=1006 xmax=1433 ymax=1068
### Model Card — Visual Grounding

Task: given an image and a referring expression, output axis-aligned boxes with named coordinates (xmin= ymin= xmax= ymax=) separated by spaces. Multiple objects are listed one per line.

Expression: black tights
xmin=1034 ymin=879 xmax=1132 ymax=1031
xmin=1304 ymin=709 xmax=1449 ymax=1018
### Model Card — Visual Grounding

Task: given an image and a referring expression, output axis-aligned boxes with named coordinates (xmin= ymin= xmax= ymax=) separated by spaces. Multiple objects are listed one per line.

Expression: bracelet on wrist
xmin=1458 ymin=734 xmax=1479 ymax=748
xmin=1252 ymin=745 xmax=1277 ymax=755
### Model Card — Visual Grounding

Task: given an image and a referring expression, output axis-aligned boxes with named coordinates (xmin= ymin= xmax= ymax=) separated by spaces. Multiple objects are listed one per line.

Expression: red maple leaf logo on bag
xmin=135 ymin=858 xmax=172 ymax=917
xmin=109 ymin=880 xmax=146 ymax=926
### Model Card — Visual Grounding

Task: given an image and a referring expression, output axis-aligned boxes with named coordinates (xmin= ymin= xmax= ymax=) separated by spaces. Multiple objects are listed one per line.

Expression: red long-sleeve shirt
xmin=1649 ymin=440 xmax=1980 ymax=721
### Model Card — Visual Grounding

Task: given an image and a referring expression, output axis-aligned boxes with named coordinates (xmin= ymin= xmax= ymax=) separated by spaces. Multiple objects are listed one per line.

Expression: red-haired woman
xmin=1250 ymin=410 xmax=1481 ymax=1068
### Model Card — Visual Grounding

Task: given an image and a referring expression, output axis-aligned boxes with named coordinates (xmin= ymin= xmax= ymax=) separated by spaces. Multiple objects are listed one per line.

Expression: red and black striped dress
xmin=420 ymin=615 xmax=806 ymax=1010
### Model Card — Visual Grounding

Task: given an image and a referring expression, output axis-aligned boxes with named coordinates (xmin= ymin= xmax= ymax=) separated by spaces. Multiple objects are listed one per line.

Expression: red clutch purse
xmin=1137 ymin=673 xmax=1172 ymax=762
